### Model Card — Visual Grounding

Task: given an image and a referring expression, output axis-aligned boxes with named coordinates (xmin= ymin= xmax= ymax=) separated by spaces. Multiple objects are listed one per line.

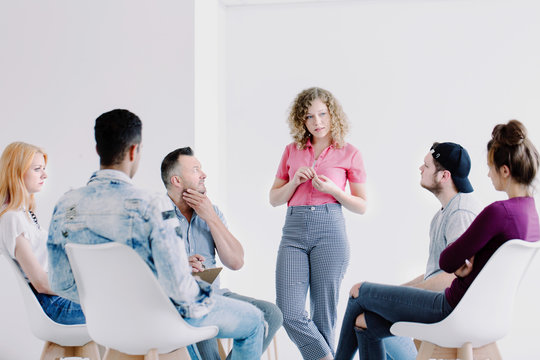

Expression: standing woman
xmin=334 ymin=119 xmax=540 ymax=360
xmin=0 ymin=142 xmax=85 ymax=325
xmin=270 ymin=87 xmax=368 ymax=360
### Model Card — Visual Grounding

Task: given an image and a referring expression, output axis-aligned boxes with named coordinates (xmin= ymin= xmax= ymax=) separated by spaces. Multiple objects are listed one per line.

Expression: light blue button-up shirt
xmin=171 ymin=200 xmax=229 ymax=294
xmin=47 ymin=170 xmax=213 ymax=318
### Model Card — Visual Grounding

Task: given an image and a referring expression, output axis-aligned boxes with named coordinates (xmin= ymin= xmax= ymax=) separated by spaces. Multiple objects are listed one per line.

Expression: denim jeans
xmin=194 ymin=291 xmax=283 ymax=360
xmin=335 ymin=282 xmax=453 ymax=360
xmin=384 ymin=336 xmax=417 ymax=360
xmin=185 ymin=294 xmax=265 ymax=360
xmin=32 ymin=287 xmax=86 ymax=325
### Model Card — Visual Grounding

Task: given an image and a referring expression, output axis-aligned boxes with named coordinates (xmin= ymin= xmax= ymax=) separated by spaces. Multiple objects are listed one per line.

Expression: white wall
xmin=223 ymin=0 xmax=540 ymax=358
xmin=0 ymin=1 xmax=196 ymax=358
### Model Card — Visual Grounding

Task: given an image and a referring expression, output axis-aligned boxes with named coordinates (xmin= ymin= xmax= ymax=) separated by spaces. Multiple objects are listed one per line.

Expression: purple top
xmin=440 ymin=196 xmax=540 ymax=308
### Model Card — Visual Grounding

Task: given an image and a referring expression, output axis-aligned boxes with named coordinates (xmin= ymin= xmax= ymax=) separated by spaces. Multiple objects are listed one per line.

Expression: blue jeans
xmin=335 ymin=282 xmax=453 ymax=360
xmin=194 ymin=291 xmax=283 ymax=360
xmin=32 ymin=287 xmax=86 ymax=325
xmin=384 ymin=336 xmax=417 ymax=360
xmin=185 ymin=294 xmax=264 ymax=360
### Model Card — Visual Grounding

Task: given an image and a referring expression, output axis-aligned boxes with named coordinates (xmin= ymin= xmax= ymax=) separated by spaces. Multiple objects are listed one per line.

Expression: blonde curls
xmin=287 ymin=87 xmax=349 ymax=150
xmin=0 ymin=142 xmax=48 ymax=217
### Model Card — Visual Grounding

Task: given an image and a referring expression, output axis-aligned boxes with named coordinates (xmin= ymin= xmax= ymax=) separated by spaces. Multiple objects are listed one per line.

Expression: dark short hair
xmin=160 ymin=147 xmax=194 ymax=188
xmin=94 ymin=109 xmax=142 ymax=166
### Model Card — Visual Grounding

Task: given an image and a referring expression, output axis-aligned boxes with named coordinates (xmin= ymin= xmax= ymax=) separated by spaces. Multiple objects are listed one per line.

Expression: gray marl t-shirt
xmin=424 ymin=192 xmax=482 ymax=280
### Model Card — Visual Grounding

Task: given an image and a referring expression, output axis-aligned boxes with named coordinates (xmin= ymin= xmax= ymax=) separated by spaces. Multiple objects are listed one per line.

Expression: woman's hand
xmin=292 ymin=166 xmax=316 ymax=186
xmin=454 ymin=256 xmax=474 ymax=278
xmin=311 ymin=174 xmax=340 ymax=196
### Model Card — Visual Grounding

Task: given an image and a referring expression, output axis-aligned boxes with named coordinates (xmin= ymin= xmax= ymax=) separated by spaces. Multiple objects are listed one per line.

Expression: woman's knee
xmin=349 ymin=281 xmax=365 ymax=299
xmin=355 ymin=313 xmax=367 ymax=329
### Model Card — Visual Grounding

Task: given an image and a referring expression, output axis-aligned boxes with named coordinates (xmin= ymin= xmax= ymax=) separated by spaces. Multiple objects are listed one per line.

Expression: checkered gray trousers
xmin=276 ymin=203 xmax=350 ymax=359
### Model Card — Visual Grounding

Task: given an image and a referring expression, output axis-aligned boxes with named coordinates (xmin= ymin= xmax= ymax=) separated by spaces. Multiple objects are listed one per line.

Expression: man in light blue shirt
xmin=161 ymin=147 xmax=283 ymax=360
xmin=47 ymin=109 xmax=264 ymax=360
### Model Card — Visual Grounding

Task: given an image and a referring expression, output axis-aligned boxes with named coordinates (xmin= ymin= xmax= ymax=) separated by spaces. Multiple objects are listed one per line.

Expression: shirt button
xmin=310 ymin=206 xmax=315 ymax=211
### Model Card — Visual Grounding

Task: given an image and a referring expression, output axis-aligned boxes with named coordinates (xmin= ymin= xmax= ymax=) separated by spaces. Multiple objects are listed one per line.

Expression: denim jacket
xmin=47 ymin=170 xmax=213 ymax=318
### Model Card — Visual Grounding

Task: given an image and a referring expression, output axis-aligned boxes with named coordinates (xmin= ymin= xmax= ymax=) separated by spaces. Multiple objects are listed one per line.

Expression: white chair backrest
xmin=392 ymin=239 xmax=540 ymax=348
xmin=1 ymin=253 xmax=91 ymax=346
xmin=66 ymin=242 xmax=218 ymax=355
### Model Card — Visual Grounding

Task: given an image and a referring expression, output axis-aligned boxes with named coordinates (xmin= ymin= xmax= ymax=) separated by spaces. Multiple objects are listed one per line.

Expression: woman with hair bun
xmin=334 ymin=120 xmax=540 ymax=360
xmin=270 ymin=87 xmax=368 ymax=359
xmin=0 ymin=142 xmax=85 ymax=324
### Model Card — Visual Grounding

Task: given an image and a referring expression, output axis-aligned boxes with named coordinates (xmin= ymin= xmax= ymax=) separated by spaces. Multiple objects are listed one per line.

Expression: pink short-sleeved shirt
xmin=275 ymin=140 xmax=367 ymax=207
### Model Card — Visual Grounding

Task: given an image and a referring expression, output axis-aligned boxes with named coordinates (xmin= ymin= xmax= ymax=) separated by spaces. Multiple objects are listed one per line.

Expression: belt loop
xmin=325 ymin=203 xmax=330 ymax=213
xmin=288 ymin=206 xmax=293 ymax=215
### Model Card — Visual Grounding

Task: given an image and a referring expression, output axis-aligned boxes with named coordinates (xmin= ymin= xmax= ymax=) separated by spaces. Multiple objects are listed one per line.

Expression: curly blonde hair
xmin=288 ymin=87 xmax=349 ymax=150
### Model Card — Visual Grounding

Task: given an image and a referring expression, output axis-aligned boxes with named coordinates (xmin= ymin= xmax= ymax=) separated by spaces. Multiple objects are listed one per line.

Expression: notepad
xmin=192 ymin=267 xmax=222 ymax=284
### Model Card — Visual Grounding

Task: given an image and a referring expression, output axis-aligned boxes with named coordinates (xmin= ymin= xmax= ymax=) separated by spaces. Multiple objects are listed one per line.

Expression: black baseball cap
xmin=430 ymin=142 xmax=473 ymax=193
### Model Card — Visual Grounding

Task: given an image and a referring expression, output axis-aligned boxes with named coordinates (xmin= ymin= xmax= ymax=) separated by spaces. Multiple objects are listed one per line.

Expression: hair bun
xmin=491 ymin=119 xmax=527 ymax=146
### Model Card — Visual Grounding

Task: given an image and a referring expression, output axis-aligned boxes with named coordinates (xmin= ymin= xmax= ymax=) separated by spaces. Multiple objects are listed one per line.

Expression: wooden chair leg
xmin=144 ymin=348 xmax=159 ymax=360
xmin=473 ymin=342 xmax=502 ymax=360
xmin=217 ymin=339 xmax=228 ymax=360
xmin=103 ymin=347 xmax=191 ymax=360
xmin=104 ymin=347 xmax=141 ymax=360
xmin=457 ymin=342 xmax=473 ymax=360
xmin=264 ymin=335 xmax=278 ymax=360
xmin=40 ymin=341 xmax=73 ymax=360
xmin=487 ymin=342 xmax=503 ymax=360
xmin=160 ymin=347 xmax=191 ymax=360
xmin=73 ymin=341 xmax=101 ymax=359
xmin=416 ymin=341 xmax=435 ymax=360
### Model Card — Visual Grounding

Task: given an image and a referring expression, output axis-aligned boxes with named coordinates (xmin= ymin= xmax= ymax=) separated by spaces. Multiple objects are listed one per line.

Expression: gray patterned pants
xmin=276 ymin=203 xmax=350 ymax=360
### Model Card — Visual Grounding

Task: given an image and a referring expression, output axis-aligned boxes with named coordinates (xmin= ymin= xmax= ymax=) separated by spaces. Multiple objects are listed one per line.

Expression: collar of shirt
xmin=87 ymin=169 xmax=134 ymax=186
xmin=169 ymin=198 xmax=197 ymax=225
xmin=305 ymin=138 xmax=335 ymax=151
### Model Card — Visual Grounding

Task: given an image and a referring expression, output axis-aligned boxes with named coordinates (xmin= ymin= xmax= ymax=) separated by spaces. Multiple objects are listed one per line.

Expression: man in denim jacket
xmin=47 ymin=109 xmax=264 ymax=359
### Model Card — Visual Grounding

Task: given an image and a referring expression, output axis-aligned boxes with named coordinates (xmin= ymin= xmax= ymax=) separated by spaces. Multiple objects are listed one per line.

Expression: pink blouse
xmin=275 ymin=140 xmax=366 ymax=207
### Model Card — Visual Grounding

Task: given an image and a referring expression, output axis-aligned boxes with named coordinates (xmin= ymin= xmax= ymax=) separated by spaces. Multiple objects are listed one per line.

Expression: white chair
xmin=390 ymin=239 xmax=540 ymax=360
xmin=1 ymin=253 xmax=100 ymax=360
xmin=65 ymin=242 xmax=219 ymax=360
